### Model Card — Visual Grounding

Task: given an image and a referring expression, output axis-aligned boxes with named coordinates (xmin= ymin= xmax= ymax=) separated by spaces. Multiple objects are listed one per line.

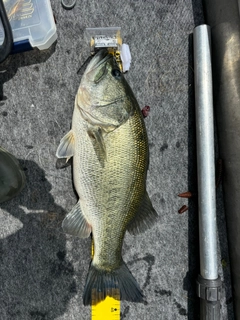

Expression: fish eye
xmin=112 ymin=69 xmax=121 ymax=79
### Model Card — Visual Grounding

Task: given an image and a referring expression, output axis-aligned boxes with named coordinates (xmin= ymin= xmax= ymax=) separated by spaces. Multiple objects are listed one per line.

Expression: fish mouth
xmin=86 ymin=49 xmax=113 ymax=74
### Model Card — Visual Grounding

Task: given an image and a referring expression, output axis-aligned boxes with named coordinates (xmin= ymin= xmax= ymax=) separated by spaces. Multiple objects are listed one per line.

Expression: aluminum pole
xmin=193 ymin=25 xmax=222 ymax=319
xmin=202 ymin=0 xmax=240 ymax=317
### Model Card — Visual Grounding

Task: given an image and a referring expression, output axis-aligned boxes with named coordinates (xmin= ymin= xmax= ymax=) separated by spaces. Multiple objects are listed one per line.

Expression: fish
xmin=56 ymin=49 xmax=157 ymax=305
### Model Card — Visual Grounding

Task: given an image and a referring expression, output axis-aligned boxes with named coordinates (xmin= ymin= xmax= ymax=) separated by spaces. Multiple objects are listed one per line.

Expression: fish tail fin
xmin=83 ymin=261 xmax=143 ymax=305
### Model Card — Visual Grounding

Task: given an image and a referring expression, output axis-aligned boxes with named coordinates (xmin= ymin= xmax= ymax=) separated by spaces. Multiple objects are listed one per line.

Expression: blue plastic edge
xmin=11 ymin=39 xmax=33 ymax=54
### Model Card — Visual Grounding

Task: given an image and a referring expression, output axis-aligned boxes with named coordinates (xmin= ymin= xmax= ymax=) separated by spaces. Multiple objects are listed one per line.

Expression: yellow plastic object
xmin=92 ymin=291 xmax=120 ymax=319
xmin=91 ymin=239 xmax=120 ymax=320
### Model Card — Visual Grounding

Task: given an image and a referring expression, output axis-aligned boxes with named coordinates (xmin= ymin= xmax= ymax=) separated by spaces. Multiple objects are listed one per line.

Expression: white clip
xmin=120 ymin=44 xmax=131 ymax=72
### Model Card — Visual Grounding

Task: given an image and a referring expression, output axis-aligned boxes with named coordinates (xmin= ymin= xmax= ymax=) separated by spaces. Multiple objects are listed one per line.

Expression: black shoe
xmin=0 ymin=146 xmax=26 ymax=203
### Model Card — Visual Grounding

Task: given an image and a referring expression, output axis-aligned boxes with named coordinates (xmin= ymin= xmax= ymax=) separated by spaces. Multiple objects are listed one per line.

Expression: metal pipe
xmin=202 ymin=0 xmax=240 ymax=317
xmin=193 ymin=25 xmax=222 ymax=320
xmin=194 ymin=25 xmax=218 ymax=280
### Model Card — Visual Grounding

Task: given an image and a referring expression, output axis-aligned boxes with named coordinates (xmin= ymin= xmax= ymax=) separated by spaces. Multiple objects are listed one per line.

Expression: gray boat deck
xmin=0 ymin=1 xmax=233 ymax=319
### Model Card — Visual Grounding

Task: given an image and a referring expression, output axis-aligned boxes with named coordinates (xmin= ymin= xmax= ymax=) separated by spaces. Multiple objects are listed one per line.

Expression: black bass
xmin=56 ymin=49 xmax=157 ymax=305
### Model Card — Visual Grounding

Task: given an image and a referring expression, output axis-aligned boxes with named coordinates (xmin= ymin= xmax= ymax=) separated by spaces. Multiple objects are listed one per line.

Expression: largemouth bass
xmin=56 ymin=49 xmax=157 ymax=305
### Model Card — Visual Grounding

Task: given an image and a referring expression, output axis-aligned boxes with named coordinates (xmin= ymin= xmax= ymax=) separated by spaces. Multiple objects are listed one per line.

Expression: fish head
xmin=76 ymin=49 xmax=135 ymax=131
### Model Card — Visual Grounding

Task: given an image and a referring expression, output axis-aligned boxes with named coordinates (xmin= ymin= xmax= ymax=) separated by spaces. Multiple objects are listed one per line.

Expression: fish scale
xmin=74 ymin=106 xmax=148 ymax=279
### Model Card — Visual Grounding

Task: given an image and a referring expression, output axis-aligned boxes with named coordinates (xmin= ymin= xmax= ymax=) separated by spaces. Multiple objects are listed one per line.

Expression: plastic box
xmin=0 ymin=0 xmax=57 ymax=52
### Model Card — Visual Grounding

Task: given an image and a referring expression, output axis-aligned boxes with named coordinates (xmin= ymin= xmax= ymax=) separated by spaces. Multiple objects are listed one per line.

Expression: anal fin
xmin=62 ymin=201 xmax=91 ymax=238
xmin=127 ymin=191 xmax=158 ymax=235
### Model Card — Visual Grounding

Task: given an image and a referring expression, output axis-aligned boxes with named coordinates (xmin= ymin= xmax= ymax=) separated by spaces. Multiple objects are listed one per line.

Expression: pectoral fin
xmin=87 ymin=127 xmax=106 ymax=165
xmin=127 ymin=191 xmax=158 ymax=235
xmin=56 ymin=130 xmax=75 ymax=161
xmin=62 ymin=201 xmax=92 ymax=238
